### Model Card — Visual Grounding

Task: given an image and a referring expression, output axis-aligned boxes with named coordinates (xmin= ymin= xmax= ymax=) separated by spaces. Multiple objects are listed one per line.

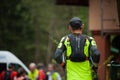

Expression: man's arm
xmin=88 ymin=37 xmax=100 ymax=73
xmin=90 ymin=46 xmax=100 ymax=63
xmin=89 ymin=37 xmax=100 ymax=63
xmin=54 ymin=37 xmax=66 ymax=64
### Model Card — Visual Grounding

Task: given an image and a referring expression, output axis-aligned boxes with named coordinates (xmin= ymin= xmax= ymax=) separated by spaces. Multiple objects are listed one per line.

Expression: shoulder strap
xmin=87 ymin=36 xmax=92 ymax=43
xmin=86 ymin=36 xmax=93 ymax=52
xmin=79 ymin=35 xmax=92 ymax=58
xmin=62 ymin=36 xmax=68 ymax=43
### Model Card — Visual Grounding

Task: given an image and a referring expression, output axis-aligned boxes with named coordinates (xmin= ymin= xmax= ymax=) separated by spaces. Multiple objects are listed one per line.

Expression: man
xmin=46 ymin=64 xmax=61 ymax=80
xmin=54 ymin=17 xmax=100 ymax=80
xmin=37 ymin=63 xmax=46 ymax=80
xmin=0 ymin=63 xmax=17 ymax=80
xmin=28 ymin=63 xmax=39 ymax=80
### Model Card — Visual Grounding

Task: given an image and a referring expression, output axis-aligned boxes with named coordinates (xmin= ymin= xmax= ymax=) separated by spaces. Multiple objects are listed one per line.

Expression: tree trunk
xmin=35 ymin=26 xmax=41 ymax=63
xmin=46 ymin=17 xmax=55 ymax=65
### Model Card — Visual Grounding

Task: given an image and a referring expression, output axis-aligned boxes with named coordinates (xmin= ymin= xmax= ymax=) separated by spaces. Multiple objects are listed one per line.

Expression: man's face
xmin=29 ymin=66 xmax=35 ymax=72
xmin=29 ymin=63 xmax=36 ymax=72
xmin=48 ymin=64 xmax=53 ymax=72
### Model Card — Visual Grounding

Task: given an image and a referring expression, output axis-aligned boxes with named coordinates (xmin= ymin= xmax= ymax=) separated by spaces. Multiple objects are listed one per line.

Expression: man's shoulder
xmin=60 ymin=35 xmax=68 ymax=42
xmin=82 ymin=34 xmax=94 ymax=40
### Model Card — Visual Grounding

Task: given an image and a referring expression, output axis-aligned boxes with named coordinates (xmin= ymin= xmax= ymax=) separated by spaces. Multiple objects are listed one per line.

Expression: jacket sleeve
xmin=89 ymin=37 xmax=100 ymax=63
xmin=54 ymin=37 xmax=66 ymax=64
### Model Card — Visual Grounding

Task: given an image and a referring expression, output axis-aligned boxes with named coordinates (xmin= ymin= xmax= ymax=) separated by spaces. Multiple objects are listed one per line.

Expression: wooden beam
xmin=56 ymin=0 xmax=89 ymax=6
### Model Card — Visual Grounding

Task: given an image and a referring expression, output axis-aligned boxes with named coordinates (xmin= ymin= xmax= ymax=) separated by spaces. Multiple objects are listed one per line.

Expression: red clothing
xmin=38 ymin=70 xmax=46 ymax=80
xmin=0 ymin=71 xmax=17 ymax=80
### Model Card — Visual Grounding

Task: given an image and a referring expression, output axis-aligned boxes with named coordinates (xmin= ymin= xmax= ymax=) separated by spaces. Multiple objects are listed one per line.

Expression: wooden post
xmin=92 ymin=31 xmax=110 ymax=80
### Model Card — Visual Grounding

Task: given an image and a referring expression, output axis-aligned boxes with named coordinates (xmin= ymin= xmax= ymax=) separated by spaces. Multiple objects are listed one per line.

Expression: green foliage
xmin=0 ymin=0 xmax=89 ymax=66
xmin=0 ymin=0 xmax=34 ymax=65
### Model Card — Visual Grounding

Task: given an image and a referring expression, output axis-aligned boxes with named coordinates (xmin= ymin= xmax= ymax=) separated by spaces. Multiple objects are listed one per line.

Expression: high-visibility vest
xmin=63 ymin=35 xmax=93 ymax=80
xmin=52 ymin=72 xmax=59 ymax=80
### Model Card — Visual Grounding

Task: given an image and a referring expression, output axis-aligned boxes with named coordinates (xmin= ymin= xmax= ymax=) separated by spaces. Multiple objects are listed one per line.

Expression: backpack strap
xmin=86 ymin=36 xmax=92 ymax=57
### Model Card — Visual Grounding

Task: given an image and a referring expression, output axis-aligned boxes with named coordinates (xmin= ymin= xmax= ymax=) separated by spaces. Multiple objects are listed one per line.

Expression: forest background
xmin=0 ymin=0 xmax=89 ymax=66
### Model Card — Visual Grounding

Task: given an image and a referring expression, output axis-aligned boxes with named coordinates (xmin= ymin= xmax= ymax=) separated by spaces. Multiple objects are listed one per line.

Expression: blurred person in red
xmin=14 ymin=68 xmax=29 ymax=80
xmin=37 ymin=63 xmax=46 ymax=80
xmin=0 ymin=63 xmax=17 ymax=80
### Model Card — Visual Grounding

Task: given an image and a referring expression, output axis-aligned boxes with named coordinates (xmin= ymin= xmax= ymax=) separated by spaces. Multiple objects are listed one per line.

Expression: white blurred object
xmin=0 ymin=50 xmax=30 ymax=73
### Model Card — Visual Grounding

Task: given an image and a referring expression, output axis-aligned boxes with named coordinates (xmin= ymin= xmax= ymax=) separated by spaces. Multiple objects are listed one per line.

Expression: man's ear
xmin=81 ymin=24 xmax=84 ymax=29
xmin=69 ymin=25 xmax=74 ymax=32
xmin=69 ymin=25 xmax=72 ymax=30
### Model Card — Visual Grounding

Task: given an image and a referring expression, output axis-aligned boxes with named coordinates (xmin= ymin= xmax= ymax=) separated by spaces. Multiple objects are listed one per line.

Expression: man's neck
xmin=72 ymin=30 xmax=82 ymax=34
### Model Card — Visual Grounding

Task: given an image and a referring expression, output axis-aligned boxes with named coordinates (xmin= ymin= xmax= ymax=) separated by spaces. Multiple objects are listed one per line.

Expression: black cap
xmin=69 ymin=17 xmax=82 ymax=30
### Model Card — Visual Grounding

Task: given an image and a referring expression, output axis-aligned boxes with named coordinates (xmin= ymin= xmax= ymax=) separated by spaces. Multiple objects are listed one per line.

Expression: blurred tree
xmin=0 ymin=0 xmax=89 ymax=66
xmin=0 ymin=0 xmax=34 ymax=65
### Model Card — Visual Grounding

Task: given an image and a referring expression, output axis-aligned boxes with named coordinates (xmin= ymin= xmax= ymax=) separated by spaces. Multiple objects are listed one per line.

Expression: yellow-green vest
xmin=64 ymin=36 xmax=92 ymax=80
xmin=28 ymin=69 xmax=39 ymax=80
xmin=52 ymin=72 xmax=59 ymax=80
